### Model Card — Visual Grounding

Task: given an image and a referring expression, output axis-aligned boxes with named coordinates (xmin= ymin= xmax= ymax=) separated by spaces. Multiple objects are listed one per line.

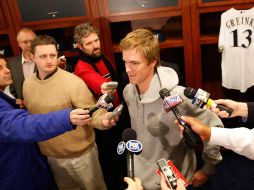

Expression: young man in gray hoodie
xmin=119 ymin=28 xmax=223 ymax=190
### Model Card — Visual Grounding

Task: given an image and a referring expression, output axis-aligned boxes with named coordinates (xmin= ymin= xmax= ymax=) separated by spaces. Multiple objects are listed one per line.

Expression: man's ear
xmin=150 ymin=59 xmax=157 ymax=67
xmin=77 ymin=43 xmax=83 ymax=50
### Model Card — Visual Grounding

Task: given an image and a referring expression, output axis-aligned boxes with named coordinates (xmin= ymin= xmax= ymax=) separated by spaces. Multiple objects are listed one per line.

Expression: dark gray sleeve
xmin=246 ymin=102 xmax=254 ymax=127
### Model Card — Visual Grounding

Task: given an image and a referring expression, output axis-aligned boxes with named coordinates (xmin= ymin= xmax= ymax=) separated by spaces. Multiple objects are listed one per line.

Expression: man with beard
xmin=74 ymin=23 xmax=129 ymax=190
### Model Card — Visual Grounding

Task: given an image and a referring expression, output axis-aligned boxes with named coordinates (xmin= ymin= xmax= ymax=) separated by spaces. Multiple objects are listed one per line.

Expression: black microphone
xmin=85 ymin=93 xmax=114 ymax=116
xmin=184 ymin=87 xmax=233 ymax=116
xmin=159 ymin=88 xmax=201 ymax=149
xmin=121 ymin=128 xmax=142 ymax=179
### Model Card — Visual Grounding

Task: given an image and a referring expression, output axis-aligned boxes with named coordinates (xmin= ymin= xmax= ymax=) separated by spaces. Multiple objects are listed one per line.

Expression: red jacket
xmin=75 ymin=57 xmax=120 ymax=107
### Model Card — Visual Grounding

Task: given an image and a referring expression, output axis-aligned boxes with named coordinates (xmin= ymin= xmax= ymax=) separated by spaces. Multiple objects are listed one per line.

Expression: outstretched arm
xmin=0 ymin=107 xmax=89 ymax=143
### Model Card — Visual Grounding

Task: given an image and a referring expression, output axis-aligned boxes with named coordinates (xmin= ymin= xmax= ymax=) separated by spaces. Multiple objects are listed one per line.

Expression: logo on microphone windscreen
xmin=163 ymin=95 xmax=183 ymax=112
xmin=97 ymin=93 xmax=114 ymax=110
xmin=192 ymin=89 xmax=210 ymax=108
xmin=126 ymin=140 xmax=143 ymax=153
xmin=117 ymin=141 xmax=126 ymax=155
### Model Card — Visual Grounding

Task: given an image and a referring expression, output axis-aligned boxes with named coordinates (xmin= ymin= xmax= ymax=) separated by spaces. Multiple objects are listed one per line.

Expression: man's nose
xmin=125 ymin=63 xmax=132 ymax=73
xmin=45 ymin=56 xmax=52 ymax=62
xmin=93 ymin=41 xmax=100 ymax=48
xmin=27 ymin=40 xmax=33 ymax=47
xmin=5 ymin=66 xmax=11 ymax=74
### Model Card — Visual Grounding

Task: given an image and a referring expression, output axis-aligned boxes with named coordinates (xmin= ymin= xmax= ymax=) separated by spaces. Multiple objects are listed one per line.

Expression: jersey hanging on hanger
xmin=218 ymin=7 xmax=254 ymax=93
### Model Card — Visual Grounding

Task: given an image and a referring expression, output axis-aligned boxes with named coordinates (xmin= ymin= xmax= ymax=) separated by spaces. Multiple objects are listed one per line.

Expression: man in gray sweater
xmin=119 ymin=28 xmax=223 ymax=190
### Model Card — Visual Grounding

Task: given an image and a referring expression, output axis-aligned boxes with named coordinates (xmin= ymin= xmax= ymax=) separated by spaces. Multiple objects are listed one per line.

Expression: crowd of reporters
xmin=1 ymin=25 xmax=254 ymax=190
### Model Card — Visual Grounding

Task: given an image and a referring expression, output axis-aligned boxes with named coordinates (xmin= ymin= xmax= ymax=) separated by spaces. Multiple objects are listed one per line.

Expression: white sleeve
xmin=218 ymin=13 xmax=225 ymax=52
xmin=210 ymin=127 xmax=254 ymax=160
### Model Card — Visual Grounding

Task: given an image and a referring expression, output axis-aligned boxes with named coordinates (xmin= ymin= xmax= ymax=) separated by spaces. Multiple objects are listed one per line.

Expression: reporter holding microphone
xmin=124 ymin=177 xmax=144 ymax=190
xmin=123 ymin=95 xmax=253 ymax=189
xmin=209 ymin=99 xmax=254 ymax=125
xmin=176 ymin=101 xmax=254 ymax=160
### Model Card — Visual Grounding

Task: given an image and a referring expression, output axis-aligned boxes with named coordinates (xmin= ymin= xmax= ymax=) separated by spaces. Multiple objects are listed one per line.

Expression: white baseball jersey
xmin=219 ymin=7 xmax=254 ymax=92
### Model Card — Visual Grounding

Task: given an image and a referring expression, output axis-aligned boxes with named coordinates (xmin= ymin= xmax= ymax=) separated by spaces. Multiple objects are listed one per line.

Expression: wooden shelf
xmin=2 ymin=0 xmax=253 ymax=98
xmin=0 ymin=0 xmax=19 ymax=55
xmin=0 ymin=29 xmax=8 ymax=35
xmin=6 ymin=0 xmax=96 ymax=32
xmin=159 ymin=37 xmax=184 ymax=48
xmin=200 ymin=34 xmax=218 ymax=44
xmin=198 ymin=0 xmax=254 ymax=8
xmin=98 ymin=0 xmax=182 ymax=22
xmin=62 ymin=51 xmax=79 ymax=58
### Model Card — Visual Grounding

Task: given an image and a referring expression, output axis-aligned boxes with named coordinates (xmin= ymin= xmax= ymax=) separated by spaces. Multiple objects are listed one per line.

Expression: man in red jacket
xmin=74 ymin=23 xmax=130 ymax=190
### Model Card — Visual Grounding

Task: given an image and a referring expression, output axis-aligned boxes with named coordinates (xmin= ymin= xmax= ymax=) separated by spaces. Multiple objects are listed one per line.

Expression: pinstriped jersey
xmin=219 ymin=7 xmax=254 ymax=92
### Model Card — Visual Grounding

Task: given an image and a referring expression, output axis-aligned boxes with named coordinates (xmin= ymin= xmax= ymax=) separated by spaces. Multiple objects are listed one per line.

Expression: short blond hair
xmin=119 ymin=28 xmax=160 ymax=67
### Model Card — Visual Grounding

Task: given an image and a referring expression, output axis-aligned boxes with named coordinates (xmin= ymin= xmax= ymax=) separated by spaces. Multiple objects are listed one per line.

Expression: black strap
xmin=79 ymin=51 xmax=117 ymax=81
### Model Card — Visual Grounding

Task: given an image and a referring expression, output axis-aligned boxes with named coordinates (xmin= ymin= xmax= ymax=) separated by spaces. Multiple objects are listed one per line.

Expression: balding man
xmin=8 ymin=27 xmax=37 ymax=99
xmin=8 ymin=28 xmax=70 ymax=100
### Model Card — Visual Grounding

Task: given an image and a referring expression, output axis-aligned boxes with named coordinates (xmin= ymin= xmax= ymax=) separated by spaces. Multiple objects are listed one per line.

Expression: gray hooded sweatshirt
xmin=123 ymin=66 xmax=223 ymax=190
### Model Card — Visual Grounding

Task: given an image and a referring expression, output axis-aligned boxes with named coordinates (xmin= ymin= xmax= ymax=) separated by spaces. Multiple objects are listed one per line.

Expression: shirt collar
xmin=21 ymin=53 xmax=33 ymax=65
xmin=36 ymin=68 xmax=58 ymax=80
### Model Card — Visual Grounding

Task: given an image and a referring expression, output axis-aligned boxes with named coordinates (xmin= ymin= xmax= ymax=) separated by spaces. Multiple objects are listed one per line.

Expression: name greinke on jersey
xmin=225 ymin=16 xmax=254 ymax=29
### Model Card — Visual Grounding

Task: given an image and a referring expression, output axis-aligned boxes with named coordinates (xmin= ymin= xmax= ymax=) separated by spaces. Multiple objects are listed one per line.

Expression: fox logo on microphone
xmin=126 ymin=140 xmax=143 ymax=154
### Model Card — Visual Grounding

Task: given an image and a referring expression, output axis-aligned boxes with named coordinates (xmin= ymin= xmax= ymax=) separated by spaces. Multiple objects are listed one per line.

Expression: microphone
xmin=101 ymin=81 xmax=118 ymax=92
xmin=184 ymin=87 xmax=233 ymax=116
xmin=119 ymin=128 xmax=143 ymax=179
xmin=159 ymin=88 xmax=201 ymax=149
xmin=85 ymin=93 xmax=114 ymax=116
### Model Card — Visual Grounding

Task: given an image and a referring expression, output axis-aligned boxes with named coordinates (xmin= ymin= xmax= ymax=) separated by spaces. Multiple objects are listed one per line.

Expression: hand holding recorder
xmin=108 ymin=104 xmax=124 ymax=120
xmin=57 ymin=55 xmax=67 ymax=69
xmin=157 ymin=158 xmax=188 ymax=190
xmin=160 ymin=177 xmax=186 ymax=190
xmin=84 ymin=93 xmax=114 ymax=116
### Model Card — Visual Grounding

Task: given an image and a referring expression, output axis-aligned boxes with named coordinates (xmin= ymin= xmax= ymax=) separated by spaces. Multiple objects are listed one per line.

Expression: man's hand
xmin=160 ymin=174 xmax=186 ymax=190
xmin=16 ymin=99 xmax=25 ymax=109
xmin=101 ymin=112 xmax=118 ymax=130
xmin=57 ymin=55 xmax=67 ymax=70
xmin=124 ymin=177 xmax=144 ymax=190
xmin=189 ymin=170 xmax=209 ymax=187
xmin=175 ymin=116 xmax=211 ymax=142
xmin=70 ymin=109 xmax=91 ymax=126
xmin=211 ymin=99 xmax=247 ymax=118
